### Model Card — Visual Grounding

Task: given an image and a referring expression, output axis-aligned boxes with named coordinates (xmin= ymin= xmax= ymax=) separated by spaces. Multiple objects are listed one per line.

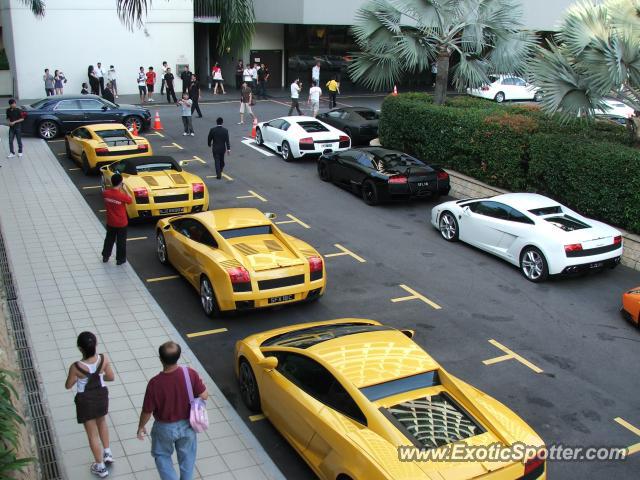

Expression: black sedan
xmin=21 ymin=95 xmax=152 ymax=140
xmin=317 ymin=147 xmax=451 ymax=205
xmin=316 ymin=107 xmax=379 ymax=145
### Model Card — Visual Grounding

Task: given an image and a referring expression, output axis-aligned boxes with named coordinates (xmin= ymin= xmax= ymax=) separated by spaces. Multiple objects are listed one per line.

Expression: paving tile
xmin=127 ymin=451 xmax=157 ymax=472
xmin=196 ymin=455 xmax=229 ymax=476
xmin=211 ymin=435 xmax=246 ymax=455
xmin=231 ymin=466 xmax=268 ymax=480
xmin=222 ymin=450 xmax=256 ymax=470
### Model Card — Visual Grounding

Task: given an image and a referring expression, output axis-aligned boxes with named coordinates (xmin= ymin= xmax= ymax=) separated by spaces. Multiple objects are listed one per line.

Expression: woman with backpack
xmin=65 ymin=332 xmax=115 ymax=478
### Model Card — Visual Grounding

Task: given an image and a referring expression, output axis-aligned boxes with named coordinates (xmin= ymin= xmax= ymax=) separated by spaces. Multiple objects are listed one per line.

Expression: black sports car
xmin=316 ymin=107 xmax=379 ymax=145
xmin=317 ymin=147 xmax=451 ymax=205
xmin=20 ymin=95 xmax=152 ymax=140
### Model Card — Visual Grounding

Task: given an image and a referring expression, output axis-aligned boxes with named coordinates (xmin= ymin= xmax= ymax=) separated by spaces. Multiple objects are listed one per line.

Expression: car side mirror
xmin=264 ymin=212 xmax=277 ymax=220
xmin=102 ymin=105 xmax=109 ymax=111
xmin=263 ymin=122 xmax=270 ymax=128
xmin=258 ymin=356 xmax=278 ymax=371
xmin=463 ymin=206 xmax=471 ymax=216
xmin=401 ymin=329 xmax=415 ymax=339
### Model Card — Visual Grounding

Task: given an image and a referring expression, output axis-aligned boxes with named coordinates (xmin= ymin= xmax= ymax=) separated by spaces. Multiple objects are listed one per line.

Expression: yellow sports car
xmin=101 ymin=155 xmax=209 ymax=219
xmin=155 ymin=208 xmax=325 ymax=316
xmin=235 ymin=319 xmax=546 ymax=480
xmin=65 ymin=123 xmax=152 ymax=174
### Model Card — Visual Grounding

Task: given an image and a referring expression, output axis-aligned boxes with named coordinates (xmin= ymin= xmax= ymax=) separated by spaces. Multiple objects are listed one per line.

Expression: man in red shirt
xmin=101 ymin=173 xmax=132 ymax=265
xmin=146 ymin=66 xmax=156 ymax=102
xmin=137 ymin=342 xmax=208 ymax=480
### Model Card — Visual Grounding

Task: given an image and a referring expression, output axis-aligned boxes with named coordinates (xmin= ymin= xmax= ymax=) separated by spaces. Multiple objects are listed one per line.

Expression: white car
xmin=255 ymin=116 xmax=351 ymax=161
xmin=595 ymin=98 xmax=635 ymax=122
xmin=467 ymin=75 xmax=542 ymax=103
xmin=431 ymin=193 xmax=623 ymax=282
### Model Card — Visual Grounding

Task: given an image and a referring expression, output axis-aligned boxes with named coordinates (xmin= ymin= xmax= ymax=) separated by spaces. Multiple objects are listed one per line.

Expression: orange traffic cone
xmin=251 ymin=118 xmax=258 ymax=139
xmin=392 ymin=85 xmax=398 ymax=96
xmin=153 ymin=111 xmax=164 ymax=130
xmin=130 ymin=121 xmax=139 ymax=136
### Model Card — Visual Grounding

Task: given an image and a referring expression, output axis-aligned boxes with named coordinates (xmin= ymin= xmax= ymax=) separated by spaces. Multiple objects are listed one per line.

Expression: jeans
xmin=9 ymin=125 xmax=23 ymax=154
xmin=151 ymin=420 xmax=197 ymax=480
xmin=102 ymin=225 xmax=127 ymax=262
xmin=182 ymin=116 xmax=194 ymax=134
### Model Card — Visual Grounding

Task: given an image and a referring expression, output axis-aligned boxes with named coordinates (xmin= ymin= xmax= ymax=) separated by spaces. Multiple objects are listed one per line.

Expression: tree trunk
xmin=627 ymin=115 xmax=640 ymax=144
xmin=434 ymin=52 xmax=451 ymax=105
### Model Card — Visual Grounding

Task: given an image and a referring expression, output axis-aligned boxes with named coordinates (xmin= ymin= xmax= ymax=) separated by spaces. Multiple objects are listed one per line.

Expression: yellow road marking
xmin=69 ymin=167 xmax=80 ymax=171
xmin=324 ymin=244 xmax=366 ymax=263
xmin=82 ymin=185 xmax=102 ymax=190
xmin=186 ymin=328 xmax=228 ymax=339
xmin=127 ymin=237 xmax=147 ymax=242
xmin=614 ymin=417 xmax=640 ymax=456
xmin=482 ymin=339 xmax=543 ymax=374
xmin=179 ymin=155 xmax=207 ymax=166
xmin=391 ymin=284 xmax=441 ymax=310
xmin=57 ymin=152 xmax=66 ymax=156
xmin=275 ymin=214 xmax=310 ymax=229
xmin=162 ymin=142 xmax=184 ymax=150
xmin=206 ymin=172 xmax=234 ymax=181
xmin=249 ymin=414 xmax=266 ymax=422
xmin=146 ymin=131 xmax=165 ymax=138
xmin=236 ymin=190 xmax=267 ymax=202
xmin=146 ymin=275 xmax=180 ymax=283
xmin=98 ymin=209 xmax=106 ymax=213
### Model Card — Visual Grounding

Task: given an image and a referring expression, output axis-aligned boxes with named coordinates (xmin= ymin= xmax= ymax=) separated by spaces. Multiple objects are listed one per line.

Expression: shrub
xmin=0 ymin=370 xmax=33 ymax=476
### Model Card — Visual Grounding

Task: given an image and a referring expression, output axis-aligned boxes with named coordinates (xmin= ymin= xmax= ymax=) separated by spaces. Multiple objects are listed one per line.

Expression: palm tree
xmin=348 ymin=0 xmax=537 ymax=104
xmin=528 ymin=0 xmax=640 ymax=137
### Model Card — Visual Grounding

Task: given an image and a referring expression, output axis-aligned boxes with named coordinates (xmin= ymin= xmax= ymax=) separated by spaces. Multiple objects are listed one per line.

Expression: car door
xmin=69 ymin=128 xmax=90 ymax=158
xmin=510 ymin=77 xmax=529 ymax=100
xmin=323 ymin=110 xmax=346 ymax=130
xmin=500 ymin=77 xmax=516 ymax=100
xmin=166 ymin=218 xmax=195 ymax=274
xmin=497 ymin=206 xmax=536 ymax=261
xmin=53 ymin=100 xmax=85 ymax=130
xmin=459 ymin=201 xmax=511 ymax=254
xmin=262 ymin=118 xmax=284 ymax=149
xmin=331 ymin=151 xmax=361 ymax=186
xmin=178 ymin=219 xmax=218 ymax=288
xmin=79 ymin=98 xmax=119 ymax=125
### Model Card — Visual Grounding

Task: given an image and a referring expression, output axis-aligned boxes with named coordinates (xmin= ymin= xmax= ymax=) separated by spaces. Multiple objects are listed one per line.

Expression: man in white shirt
xmin=307 ymin=80 xmax=322 ymax=117
xmin=288 ymin=79 xmax=302 ymax=116
xmin=250 ymin=63 xmax=258 ymax=90
xmin=137 ymin=66 xmax=147 ymax=103
xmin=311 ymin=61 xmax=321 ymax=85
xmin=96 ymin=62 xmax=105 ymax=95
xmin=160 ymin=61 xmax=168 ymax=95
xmin=243 ymin=65 xmax=253 ymax=85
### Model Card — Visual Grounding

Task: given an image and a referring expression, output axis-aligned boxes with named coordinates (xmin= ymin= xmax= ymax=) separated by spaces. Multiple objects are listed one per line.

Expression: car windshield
xmin=355 ymin=110 xmax=378 ymax=120
xmin=135 ymin=162 xmax=174 ymax=173
xmin=261 ymin=323 xmax=392 ymax=349
xmin=379 ymin=153 xmax=426 ymax=169
xmin=361 ymin=371 xmax=441 ymax=401
xmin=529 ymin=206 xmax=563 ymax=216
xmin=218 ymin=225 xmax=272 ymax=239
xmin=297 ymin=121 xmax=329 ymax=133
xmin=30 ymin=99 xmax=53 ymax=109
xmin=97 ymin=129 xmax=130 ymax=139
xmin=544 ymin=215 xmax=591 ymax=231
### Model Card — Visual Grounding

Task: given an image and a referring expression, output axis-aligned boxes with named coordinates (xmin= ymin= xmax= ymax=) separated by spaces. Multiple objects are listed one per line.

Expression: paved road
xmin=45 ymin=95 xmax=640 ymax=479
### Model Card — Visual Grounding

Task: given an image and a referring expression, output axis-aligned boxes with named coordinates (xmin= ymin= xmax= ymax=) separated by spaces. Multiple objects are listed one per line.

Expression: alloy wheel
xmin=281 ymin=142 xmax=290 ymax=161
xmin=439 ymin=213 xmax=457 ymax=240
xmin=124 ymin=116 xmax=142 ymax=132
xmin=200 ymin=277 xmax=215 ymax=315
xmin=495 ymin=92 xmax=505 ymax=103
xmin=522 ymin=250 xmax=544 ymax=281
xmin=156 ymin=233 xmax=167 ymax=264
xmin=239 ymin=361 xmax=259 ymax=411
xmin=256 ymin=129 xmax=263 ymax=145
xmin=39 ymin=121 xmax=58 ymax=139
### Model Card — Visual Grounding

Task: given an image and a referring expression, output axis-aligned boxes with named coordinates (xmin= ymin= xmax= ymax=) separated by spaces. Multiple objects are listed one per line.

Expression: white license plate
xmin=589 ymin=262 xmax=604 ymax=269
xmin=160 ymin=208 xmax=183 ymax=214
xmin=320 ymin=143 xmax=333 ymax=149
xmin=417 ymin=182 xmax=429 ymax=187
xmin=268 ymin=294 xmax=294 ymax=304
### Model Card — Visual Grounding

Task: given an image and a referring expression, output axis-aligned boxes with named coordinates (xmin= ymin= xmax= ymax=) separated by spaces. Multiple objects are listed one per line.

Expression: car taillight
xmin=133 ymin=187 xmax=148 ymax=198
xmin=436 ymin=171 xmax=449 ymax=181
xmin=339 ymin=135 xmax=350 ymax=142
xmin=299 ymin=137 xmax=313 ymax=145
xmin=523 ymin=453 xmax=545 ymax=476
xmin=308 ymin=256 xmax=323 ymax=273
xmin=227 ymin=266 xmax=250 ymax=284
xmin=613 ymin=235 xmax=622 ymax=246
xmin=389 ymin=175 xmax=408 ymax=184
xmin=137 ymin=144 xmax=148 ymax=151
xmin=192 ymin=183 xmax=205 ymax=194
xmin=564 ymin=243 xmax=583 ymax=253
xmin=95 ymin=147 xmax=109 ymax=154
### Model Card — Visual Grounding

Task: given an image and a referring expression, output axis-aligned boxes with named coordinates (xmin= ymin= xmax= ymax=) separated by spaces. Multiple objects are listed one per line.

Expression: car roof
xmin=329 ymin=107 xmax=375 ymax=113
xmin=190 ymin=208 xmax=272 ymax=231
xmin=491 ymin=193 xmax=559 ymax=210
xmin=42 ymin=94 xmax=104 ymax=101
xmin=307 ymin=328 xmax=439 ymax=389
xmin=277 ymin=116 xmax=319 ymax=123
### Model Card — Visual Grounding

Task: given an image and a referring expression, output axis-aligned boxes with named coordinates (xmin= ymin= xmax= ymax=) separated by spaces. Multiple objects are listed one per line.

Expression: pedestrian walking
xmin=96 ymin=62 xmax=106 ymax=95
xmin=235 ymin=59 xmax=243 ymax=90
xmin=208 ymin=117 xmax=231 ymax=179
xmin=102 ymin=82 xmax=115 ymax=104
xmin=308 ymin=80 xmax=322 ymax=117
xmin=312 ymin=60 xmax=321 ymax=85
xmin=178 ymin=94 xmax=194 ymax=136
xmin=54 ymin=69 xmax=66 ymax=95
xmin=43 ymin=68 xmax=55 ymax=96
xmin=137 ymin=67 xmax=147 ymax=103
xmin=6 ymin=99 xmax=24 ymax=158
xmin=137 ymin=341 xmax=208 ymax=480
xmin=288 ymin=78 xmax=303 ymax=116
xmin=164 ymin=68 xmax=177 ymax=103
xmin=257 ymin=63 xmax=268 ymax=99
xmin=88 ymin=65 xmax=100 ymax=95
xmin=101 ymin=173 xmax=132 ymax=265
xmin=180 ymin=66 xmax=192 ymax=95
xmin=81 ymin=83 xmax=89 ymax=95
xmin=238 ymin=82 xmax=256 ymax=125
xmin=326 ymin=76 xmax=340 ymax=109
xmin=107 ymin=65 xmax=118 ymax=98
xmin=189 ymin=75 xmax=202 ymax=118
xmin=65 ymin=331 xmax=115 ymax=478
xmin=160 ymin=61 xmax=168 ymax=95
xmin=211 ymin=63 xmax=225 ymax=95
xmin=146 ymin=66 xmax=156 ymax=102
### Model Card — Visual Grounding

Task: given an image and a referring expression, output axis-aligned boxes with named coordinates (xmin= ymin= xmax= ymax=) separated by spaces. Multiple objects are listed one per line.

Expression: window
xmin=507 ymin=207 xmax=534 ymax=224
xmin=469 ymin=201 xmax=510 ymax=220
xmin=218 ymin=225 xmax=271 ymax=239
xmin=171 ymin=219 xmax=217 ymax=247
xmin=297 ymin=121 xmax=329 ymax=133
xmin=79 ymin=99 xmax=105 ymax=110
xmin=96 ymin=129 xmax=130 ymax=139
xmin=261 ymin=322 xmax=392 ymax=349
xmin=110 ymin=162 xmax=126 ymax=174
xmin=512 ymin=77 xmax=527 ymax=87
xmin=355 ymin=110 xmax=379 ymax=120
xmin=74 ymin=128 xmax=91 ymax=139
xmin=529 ymin=206 xmax=562 ymax=216
xmin=336 ymin=151 xmax=362 ymax=165
xmin=280 ymin=120 xmax=291 ymax=131
xmin=268 ymin=119 xmax=284 ymax=130
xmin=380 ymin=153 xmax=429 ymax=170
xmin=357 ymin=154 xmax=375 ymax=169
xmin=135 ymin=162 xmax=175 ymax=173
xmin=326 ymin=110 xmax=345 ymax=119
xmin=361 ymin=371 xmax=441 ymax=401
xmin=54 ymin=100 xmax=80 ymax=111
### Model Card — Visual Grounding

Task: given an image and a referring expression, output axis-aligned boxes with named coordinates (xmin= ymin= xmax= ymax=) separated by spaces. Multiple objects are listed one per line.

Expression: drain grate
xmin=0 ymin=229 xmax=62 ymax=479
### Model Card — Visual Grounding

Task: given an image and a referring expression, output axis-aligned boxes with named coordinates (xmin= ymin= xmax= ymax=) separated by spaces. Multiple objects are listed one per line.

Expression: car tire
xmin=361 ymin=180 xmax=380 ymax=206
xmin=238 ymin=359 xmax=261 ymax=412
xmin=38 ymin=120 xmax=59 ymax=140
xmin=81 ymin=153 xmax=92 ymax=175
xmin=123 ymin=116 xmax=142 ymax=133
xmin=255 ymin=128 xmax=263 ymax=145
xmin=494 ymin=92 xmax=505 ymax=103
xmin=281 ymin=141 xmax=293 ymax=162
xmin=200 ymin=275 xmax=221 ymax=318
xmin=318 ymin=160 xmax=331 ymax=182
xmin=520 ymin=247 xmax=549 ymax=282
xmin=65 ymin=139 xmax=73 ymax=159
xmin=438 ymin=211 xmax=459 ymax=242
xmin=156 ymin=231 xmax=169 ymax=265
xmin=534 ymin=91 xmax=543 ymax=102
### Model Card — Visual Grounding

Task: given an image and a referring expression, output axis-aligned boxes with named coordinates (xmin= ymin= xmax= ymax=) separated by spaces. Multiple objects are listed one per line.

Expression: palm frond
xmin=215 ymin=0 xmax=255 ymax=54
xmin=558 ymin=1 xmax=610 ymax=57
xmin=116 ymin=0 xmax=150 ymax=28
xmin=348 ymin=51 xmax=403 ymax=91
xmin=19 ymin=0 xmax=45 ymax=16
xmin=488 ymin=30 xmax=538 ymax=75
xmin=452 ymin=54 xmax=490 ymax=90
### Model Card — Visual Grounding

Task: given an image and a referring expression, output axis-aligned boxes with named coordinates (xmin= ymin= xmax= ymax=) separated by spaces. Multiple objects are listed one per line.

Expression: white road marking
xmin=241 ymin=137 xmax=274 ymax=157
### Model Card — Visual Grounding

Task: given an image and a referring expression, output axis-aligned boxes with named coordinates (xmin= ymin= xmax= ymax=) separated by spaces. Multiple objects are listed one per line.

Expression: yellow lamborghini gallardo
xmin=101 ymin=155 xmax=209 ymax=219
xmin=235 ymin=319 xmax=546 ymax=480
xmin=155 ymin=208 xmax=326 ymax=316
xmin=65 ymin=123 xmax=152 ymax=174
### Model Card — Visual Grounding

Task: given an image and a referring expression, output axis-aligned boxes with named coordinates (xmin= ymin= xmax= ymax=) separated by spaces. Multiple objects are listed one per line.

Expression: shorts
xmin=146 ymin=83 xmax=154 ymax=93
xmin=75 ymin=387 xmax=109 ymax=424
xmin=214 ymin=79 xmax=223 ymax=84
xmin=239 ymin=102 xmax=253 ymax=114
xmin=138 ymin=85 xmax=147 ymax=94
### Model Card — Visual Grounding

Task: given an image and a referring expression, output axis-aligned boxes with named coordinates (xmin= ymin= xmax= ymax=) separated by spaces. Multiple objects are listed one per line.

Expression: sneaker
xmin=183 ymin=132 xmax=188 ymax=136
xmin=90 ymin=463 xmax=108 ymax=478
xmin=103 ymin=452 xmax=114 ymax=465
xmin=18 ymin=152 xmax=23 ymax=157
xmin=190 ymin=132 xmax=195 ymax=136
xmin=7 ymin=153 xmax=15 ymax=158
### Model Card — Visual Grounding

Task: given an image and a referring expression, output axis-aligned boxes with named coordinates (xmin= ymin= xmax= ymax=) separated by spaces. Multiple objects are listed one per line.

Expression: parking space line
xmin=48 ymin=139 xmax=64 ymax=143
xmin=275 ymin=214 xmax=310 ymax=229
xmin=482 ymin=339 xmax=543 ymax=374
xmin=186 ymin=328 xmax=228 ymax=339
xmin=162 ymin=143 xmax=184 ymax=150
xmin=179 ymin=155 xmax=207 ymax=166
xmin=82 ymin=185 xmax=102 ymax=190
xmin=127 ymin=237 xmax=147 ymax=242
xmin=57 ymin=152 xmax=66 ymax=156
xmin=241 ymin=137 xmax=274 ymax=157
xmin=614 ymin=417 xmax=640 ymax=456
xmin=69 ymin=168 xmax=80 ymax=171
xmin=249 ymin=414 xmax=266 ymax=422
xmin=391 ymin=284 xmax=441 ymax=310
xmin=236 ymin=190 xmax=267 ymax=202
xmin=146 ymin=275 xmax=180 ymax=283
xmin=323 ymin=244 xmax=366 ymax=263
xmin=206 ymin=173 xmax=234 ymax=181
xmin=146 ymin=131 xmax=165 ymax=138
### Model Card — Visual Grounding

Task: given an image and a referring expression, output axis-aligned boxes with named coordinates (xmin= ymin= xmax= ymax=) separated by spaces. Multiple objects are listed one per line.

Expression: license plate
xmin=160 ymin=208 xmax=183 ymax=214
xmin=268 ymin=294 xmax=294 ymax=304
xmin=589 ymin=262 xmax=604 ymax=269
xmin=320 ymin=143 xmax=333 ymax=149
xmin=417 ymin=182 xmax=429 ymax=187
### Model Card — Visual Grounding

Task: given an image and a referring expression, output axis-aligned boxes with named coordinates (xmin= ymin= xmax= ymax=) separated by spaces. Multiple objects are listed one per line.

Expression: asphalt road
xmin=45 ymin=95 xmax=640 ymax=479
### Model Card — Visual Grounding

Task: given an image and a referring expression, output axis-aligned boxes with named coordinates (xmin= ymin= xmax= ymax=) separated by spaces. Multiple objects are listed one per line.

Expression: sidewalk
xmin=0 ymin=128 xmax=285 ymax=480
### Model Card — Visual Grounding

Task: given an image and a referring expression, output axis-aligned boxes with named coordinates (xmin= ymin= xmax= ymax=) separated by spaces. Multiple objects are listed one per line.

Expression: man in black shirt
xmin=207 ymin=117 xmax=231 ymax=179
xmin=189 ymin=75 xmax=202 ymax=118
xmin=6 ymin=99 xmax=24 ymax=158
xmin=164 ymin=68 xmax=177 ymax=103
xmin=180 ymin=66 xmax=192 ymax=95
xmin=257 ymin=64 xmax=269 ymax=99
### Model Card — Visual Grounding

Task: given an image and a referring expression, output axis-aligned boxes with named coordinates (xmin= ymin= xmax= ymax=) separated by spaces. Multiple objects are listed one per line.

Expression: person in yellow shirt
xmin=326 ymin=76 xmax=340 ymax=109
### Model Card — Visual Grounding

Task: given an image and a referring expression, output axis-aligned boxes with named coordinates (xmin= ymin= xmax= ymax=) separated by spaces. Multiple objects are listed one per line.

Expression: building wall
xmin=2 ymin=0 xmax=194 ymax=100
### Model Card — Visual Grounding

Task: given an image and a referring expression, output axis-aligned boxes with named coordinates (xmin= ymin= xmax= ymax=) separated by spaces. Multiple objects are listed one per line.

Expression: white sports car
xmin=467 ymin=75 xmax=542 ymax=103
xmin=431 ymin=193 xmax=623 ymax=282
xmin=255 ymin=116 xmax=351 ymax=161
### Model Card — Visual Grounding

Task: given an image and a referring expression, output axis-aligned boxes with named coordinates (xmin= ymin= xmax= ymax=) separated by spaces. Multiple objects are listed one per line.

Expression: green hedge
xmin=379 ymin=93 xmax=640 ymax=233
